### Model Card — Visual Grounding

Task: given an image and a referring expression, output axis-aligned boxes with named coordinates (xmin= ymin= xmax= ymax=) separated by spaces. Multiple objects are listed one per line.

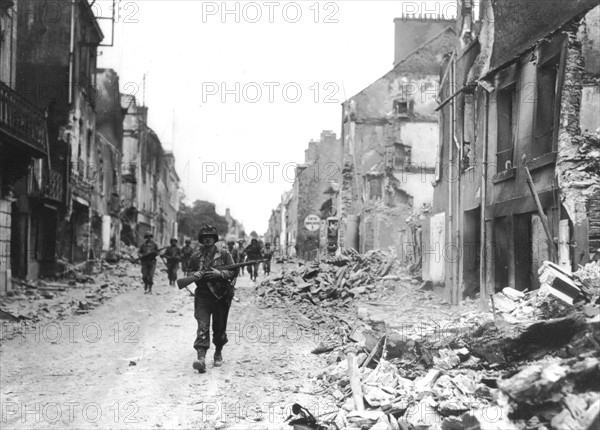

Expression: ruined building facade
xmin=266 ymin=131 xmax=342 ymax=261
xmin=340 ymin=18 xmax=455 ymax=256
xmin=224 ymin=208 xmax=245 ymax=242
xmin=0 ymin=0 xmax=51 ymax=292
xmin=120 ymin=96 xmax=181 ymax=247
xmin=0 ymin=1 xmax=181 ymax=294
xmin=426 ymin=0 xmax=600 ymax=304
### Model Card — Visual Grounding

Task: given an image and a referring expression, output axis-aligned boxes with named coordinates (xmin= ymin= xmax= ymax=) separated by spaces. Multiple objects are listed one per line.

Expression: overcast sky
xmin=96 ymin=0 xmax=456 ymax=234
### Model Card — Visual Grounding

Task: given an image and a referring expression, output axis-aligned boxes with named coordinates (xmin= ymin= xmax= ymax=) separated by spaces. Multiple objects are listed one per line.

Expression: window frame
xmin=393 ymin=98 xmax=410 ymax=118
xmin=494 ymin=63 xmax=519 ymax=174
xmin=531 ymin=35 xmax=567 ymax=159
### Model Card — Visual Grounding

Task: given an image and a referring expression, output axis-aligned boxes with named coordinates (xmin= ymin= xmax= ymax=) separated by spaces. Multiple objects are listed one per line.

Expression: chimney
xmin=393 ymin=17 xmax=456 ymax=65
xmin=320 ymin=130 xmax=337 ymax=145
xmin=226 ymin=208 xmax=231 ymax=219
xmin=304 ymin=141 xmax=318 ymax=163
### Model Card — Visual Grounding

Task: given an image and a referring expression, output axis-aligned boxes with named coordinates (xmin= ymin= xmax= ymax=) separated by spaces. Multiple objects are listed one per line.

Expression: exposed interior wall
xmin=556 ymin=9 xmax=600 ymax=267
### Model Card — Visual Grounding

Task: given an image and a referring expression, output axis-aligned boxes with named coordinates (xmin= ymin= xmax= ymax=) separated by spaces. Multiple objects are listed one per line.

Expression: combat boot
xmin=214 ymin=348 xmax=223 ymax=367
xmin=193 ymin=349 xmax=207 ymax=373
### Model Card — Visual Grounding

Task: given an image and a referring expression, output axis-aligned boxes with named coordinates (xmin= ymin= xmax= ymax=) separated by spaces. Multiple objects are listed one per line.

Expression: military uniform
xmin=181 ymin=242 xmax=195 ymax=273
xmin=163 ymin=242 xmax=182 ymax=285
xmin=139 ymin=238 xmax=159 ymax=293
xmin=262 ymin=246 xmax=273 ymax=275
xmin=235 ymin=241 xmax=246 ymax=275
xmin=244 ymin=239 xmax=262 ymax=281
xmin=186 ymin=225 xmax=238 ymax=373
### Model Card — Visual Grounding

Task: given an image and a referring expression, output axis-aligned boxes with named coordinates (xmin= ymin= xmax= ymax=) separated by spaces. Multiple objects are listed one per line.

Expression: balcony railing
xmin=43 ymin=168 xmax=65 ymax=203
xmin=0 ymin=81 xmax=48 ymax=156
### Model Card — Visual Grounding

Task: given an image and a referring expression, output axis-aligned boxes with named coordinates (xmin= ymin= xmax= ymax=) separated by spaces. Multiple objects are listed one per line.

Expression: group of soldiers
xmin=227 ymin=238 xmax=273 ymax=281
xmin=137 ymin=233 xmax=274 ymax=293
xmin=136 ymin=225 xmax=275 ymax=374
xmin=137 ymin=233 xmax=195 ymax=294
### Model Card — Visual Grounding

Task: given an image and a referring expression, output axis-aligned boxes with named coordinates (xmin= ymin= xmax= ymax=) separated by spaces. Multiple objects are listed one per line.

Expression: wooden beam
xmin=522 ymin=158 xmax=558 ymax=263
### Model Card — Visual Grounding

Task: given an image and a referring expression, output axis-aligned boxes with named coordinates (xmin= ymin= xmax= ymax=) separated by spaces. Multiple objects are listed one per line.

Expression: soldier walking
xmin=139 ymin=233 xmax=159 ymax=294
xmin=244 ymin=238 xmax=262 ymax=282
xmin=186 ymin=225 xmax=238 ymax=373
xmin=262 ymin=242 xmax=273 ymax=276
xmin=236 ymin=239 xmax=246 ymax=276
xmin=181 ymin=239 xmax=194 ymax=273
xmin=163 ymin=238 xmax=182 ymax=286
xmin=226 ymin=240 xmax=236 ymax=257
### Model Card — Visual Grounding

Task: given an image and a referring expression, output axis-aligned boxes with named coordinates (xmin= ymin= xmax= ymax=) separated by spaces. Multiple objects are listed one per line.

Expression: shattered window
xmin=393 ymin=99 xmax=409 ymax=117
xmin=533 ymin=55 xmax=560 ymax=157
xmin=463 ymin=93 xmax=476 ymax=172
xmin=367 ymin=176 xmax=383 ymax=200
xmin=394 ymin=143 xmax=411 ymax=169
xmin=497 ymin=83 xmax=517 ymax=172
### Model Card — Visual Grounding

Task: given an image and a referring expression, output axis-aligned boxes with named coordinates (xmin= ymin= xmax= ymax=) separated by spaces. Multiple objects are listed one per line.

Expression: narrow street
xmin=0 ymin=263 xmax=331 ymax=429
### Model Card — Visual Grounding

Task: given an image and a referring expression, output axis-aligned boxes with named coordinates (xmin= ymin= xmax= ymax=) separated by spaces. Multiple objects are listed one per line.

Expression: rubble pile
xmin=0 ymin=259 xmax=149 ymax=342
xmin=257 ymin=248 xmax=399 ymax=309
xmin=256 ymin=249 xmax=401 ymax=339
xmin=265 ymin=255 xmax=600 ymax=430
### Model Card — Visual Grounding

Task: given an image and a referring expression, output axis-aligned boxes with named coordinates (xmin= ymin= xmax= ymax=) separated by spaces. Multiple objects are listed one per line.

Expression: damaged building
xmin=5 ymin=0 xmax=103 ymax=278
xmin=0 ymin=0 xmax=52 ymax=292
xmin=277 ymin=131 xmax=342 ymax=260
xmin=95 ymin=68 xmax=124 ymax=259
xmin=0 ymin=1 xmax=181 ymax=293
xmin=224 ymin=208 xmax=245 ymax=242
xmin=426 ymin=0 xmax=600 ymax=304
xmin=340 ymin=17 xmax=456 ymax=256
xmin=120 ymin=95 xmax=181 ymax=247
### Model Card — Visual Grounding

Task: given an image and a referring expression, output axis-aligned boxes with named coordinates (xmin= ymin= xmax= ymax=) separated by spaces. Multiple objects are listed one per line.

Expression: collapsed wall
xmin=556 ymin=8 xmax=600 ymax=263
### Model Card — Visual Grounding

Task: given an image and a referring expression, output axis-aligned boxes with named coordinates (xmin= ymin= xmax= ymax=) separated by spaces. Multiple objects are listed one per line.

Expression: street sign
xmin=304 ymin=214 xmax=321 ymax=232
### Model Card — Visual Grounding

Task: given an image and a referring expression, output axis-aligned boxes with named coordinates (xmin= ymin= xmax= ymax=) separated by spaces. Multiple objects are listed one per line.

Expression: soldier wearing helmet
xmin=262 ymin=242 xmax=273 ymax=276
xmin=163 ymin=238 xmax=182 ymax=286
xmin=244 ymin=238 xmax=263 ymax=282
xmin=139 ymin=232 xmax=159 ymax=294
xmin=186 ymin=225 xmax=238 ymax=373
xmin=235 ymin=239 xmax=246 ymax=275
xmin=181 ymin=239 xmax=195 ymax=273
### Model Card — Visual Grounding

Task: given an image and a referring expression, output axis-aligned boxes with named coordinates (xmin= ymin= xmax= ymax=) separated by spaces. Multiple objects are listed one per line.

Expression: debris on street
xmin=256 ymin=252 xmax=600 ymax=430
xmin=0 ymin=256 xmax=163 ymax=342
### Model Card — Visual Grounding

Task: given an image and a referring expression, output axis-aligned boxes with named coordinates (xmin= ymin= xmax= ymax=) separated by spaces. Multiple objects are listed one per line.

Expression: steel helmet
xmin=197 ymin=225 xmax=219 ymax=241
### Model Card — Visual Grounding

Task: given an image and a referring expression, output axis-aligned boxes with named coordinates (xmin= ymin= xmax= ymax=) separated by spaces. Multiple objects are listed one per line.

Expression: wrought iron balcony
xmin=0 ymin=80 xmax=48 ymax=157
xmin=43 ymin=168 xmax=65 ymax=203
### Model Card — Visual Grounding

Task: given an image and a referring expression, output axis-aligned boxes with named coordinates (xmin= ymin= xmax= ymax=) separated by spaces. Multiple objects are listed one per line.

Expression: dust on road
xmin=0 ymin=266 xmax=332 ymax=429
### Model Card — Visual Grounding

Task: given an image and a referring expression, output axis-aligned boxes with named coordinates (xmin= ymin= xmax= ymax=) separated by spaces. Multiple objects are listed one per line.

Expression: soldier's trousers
xmin=181 ymin=259 xmax=190 ymax=274
xmin=166 ymin=263 xmax=178 ymax=282
xmin=193 ymin=297 xmax=232 ymax=352
xmin=141 ymin=260 xmax=156 ymax=286
xmin=247 ymin=262 xmax=260 ymax=279
xmin=263 ymin=260 xmax=271 ymax=274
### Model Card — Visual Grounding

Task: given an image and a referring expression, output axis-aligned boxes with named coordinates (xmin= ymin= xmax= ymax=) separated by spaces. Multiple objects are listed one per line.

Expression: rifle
xmin=176 ymin=259 xmax=266 ymax=290
xmin=132 ymin=246 xmax=168 ymax=263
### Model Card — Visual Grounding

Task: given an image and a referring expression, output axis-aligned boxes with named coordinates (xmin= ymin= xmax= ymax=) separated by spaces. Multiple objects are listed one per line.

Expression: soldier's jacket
xmin=188 ymin=247 xmax=236 ymax=301
xmin=139 ymin=241 xmax=159 ymax=262
xmin=263 ymin=249 xmax=273 ymax=261
xmin=231 ymin=248 xmax=240 ymax=263
xmin=244 ymin=242 xmax=262 ymax=260
xmin=181 ymin=245 xmax=194 ymax=260
xmin=163 ymin=245 xmax=182 ymax=265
